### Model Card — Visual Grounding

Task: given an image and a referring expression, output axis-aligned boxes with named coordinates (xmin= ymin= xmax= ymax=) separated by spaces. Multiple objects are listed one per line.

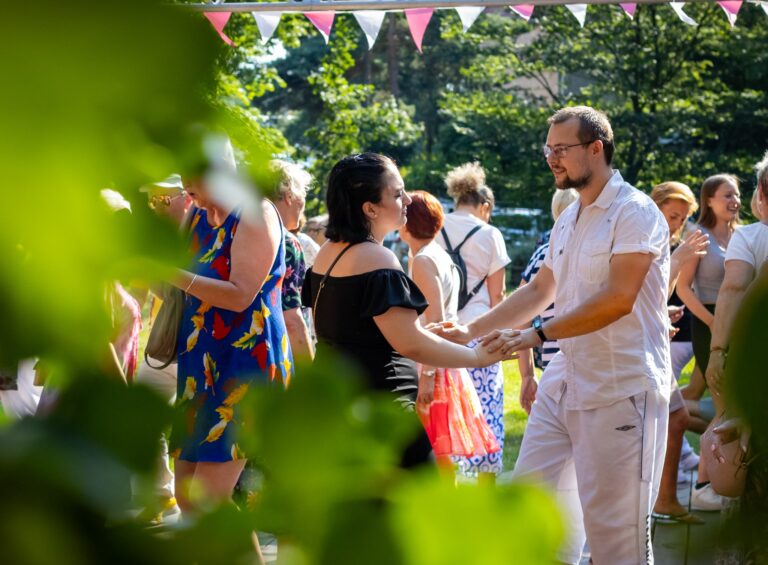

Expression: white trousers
xmin=0 ymin=359 xmax=41 ymax=419
xmin=513 ymin=386 xmax=668 ymax=565
xmin=133 ymin=358 xmax=177 ymax=500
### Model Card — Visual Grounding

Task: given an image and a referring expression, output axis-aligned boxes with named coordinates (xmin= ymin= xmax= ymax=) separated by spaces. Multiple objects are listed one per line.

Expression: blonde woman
xmin=650 ymin=182 xmax=708 ymax=523
xmin=437 ymin=162 xmax=510 ymax=480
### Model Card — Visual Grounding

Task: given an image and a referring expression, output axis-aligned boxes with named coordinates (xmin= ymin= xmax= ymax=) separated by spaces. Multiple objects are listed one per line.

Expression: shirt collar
xmin=591 ymin=169 xmax=624 ymax=210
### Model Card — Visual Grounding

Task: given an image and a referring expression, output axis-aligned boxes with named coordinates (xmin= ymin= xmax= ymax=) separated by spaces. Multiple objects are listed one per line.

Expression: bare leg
xmin=681 ymin=365 xmax=706 ymax=400
xmin=174 ymin=459 xmax=197 ymax=516
xmin=654 ymin=407 xmax=690 ymax=516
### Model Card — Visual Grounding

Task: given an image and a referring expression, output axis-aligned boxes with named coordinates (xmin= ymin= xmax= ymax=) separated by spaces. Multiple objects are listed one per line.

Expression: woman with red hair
xmin=399 ymin=190 xmax=500 ymax=469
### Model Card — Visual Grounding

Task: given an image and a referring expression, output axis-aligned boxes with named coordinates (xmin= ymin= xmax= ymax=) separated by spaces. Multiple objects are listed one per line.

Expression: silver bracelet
xmin=184 ymin=274 xmax=198 ymax=294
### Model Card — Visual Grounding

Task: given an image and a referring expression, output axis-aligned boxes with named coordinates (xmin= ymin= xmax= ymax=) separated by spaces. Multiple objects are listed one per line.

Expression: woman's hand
xmin=519 ymin=375 xmax=538 ymax=415
xmin=672 ymin=230 xmax=709 ymax=269
xmin=417 ymin=368 xmax=436 ymax=406
xmin=668 ymin=304 xmax=685 ymax=325
xmin=425 ymin=321 xmax=473 ymax=345
xmin=711 ymin=417 xmax=750 ymax=465
xmin=706 ymin=350 xmax=727 ymax=396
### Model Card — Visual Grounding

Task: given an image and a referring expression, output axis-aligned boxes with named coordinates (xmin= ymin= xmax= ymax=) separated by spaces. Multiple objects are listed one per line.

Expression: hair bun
xmin=445 ymin=162 xmax=486 ymax=198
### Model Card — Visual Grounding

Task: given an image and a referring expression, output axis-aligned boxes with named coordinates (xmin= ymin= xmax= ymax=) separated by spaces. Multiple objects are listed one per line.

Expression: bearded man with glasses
xmin=434 ymin=106 xmax=671 ymax=564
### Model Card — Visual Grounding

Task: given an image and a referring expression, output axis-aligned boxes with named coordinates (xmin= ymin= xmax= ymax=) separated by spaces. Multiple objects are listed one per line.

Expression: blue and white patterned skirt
xmin=454 ymin=340 xmax=504 ymax=475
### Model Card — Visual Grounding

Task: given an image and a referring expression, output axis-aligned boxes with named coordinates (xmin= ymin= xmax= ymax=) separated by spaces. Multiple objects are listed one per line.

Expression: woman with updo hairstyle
xmin=438 ymin=162 xmax=510 ymax=481
xmin=302 ymin=153 xmax=508 ymax=468
xmin=398 ymin=191 xmax=500 ymax=465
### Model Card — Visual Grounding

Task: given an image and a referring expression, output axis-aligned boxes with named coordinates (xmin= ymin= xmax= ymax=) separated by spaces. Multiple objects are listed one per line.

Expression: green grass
xmin=500 ymin=358 xmax=700 ymax=472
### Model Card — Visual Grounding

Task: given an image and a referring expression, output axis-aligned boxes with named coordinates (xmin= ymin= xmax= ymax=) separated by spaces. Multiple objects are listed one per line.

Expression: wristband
xmin=184 ymin=274 xmax=198 ymax=294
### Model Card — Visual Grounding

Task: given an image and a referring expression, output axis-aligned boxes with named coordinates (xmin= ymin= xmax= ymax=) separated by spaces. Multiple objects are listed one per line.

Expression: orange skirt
xmin=416 ymin=367 xmax=501 ymax=458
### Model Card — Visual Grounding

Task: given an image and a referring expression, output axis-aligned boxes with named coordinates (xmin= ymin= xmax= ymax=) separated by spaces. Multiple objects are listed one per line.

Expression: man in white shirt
xmin=706 ymin=150 xmax=768 ymax=394
xmin=436 ymin=106 xmax=671 ymax=564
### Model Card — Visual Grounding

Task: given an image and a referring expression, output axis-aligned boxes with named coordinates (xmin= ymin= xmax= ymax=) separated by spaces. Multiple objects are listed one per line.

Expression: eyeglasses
xmin=543 ymin=140 xmax=597 ymax=160
xmin=148 ymin=192 xmax=186 ymax=210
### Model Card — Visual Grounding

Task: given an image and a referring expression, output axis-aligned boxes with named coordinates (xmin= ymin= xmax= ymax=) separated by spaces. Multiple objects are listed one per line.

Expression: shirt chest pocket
xmin=578 ymin=240 xmax=612 ymax=284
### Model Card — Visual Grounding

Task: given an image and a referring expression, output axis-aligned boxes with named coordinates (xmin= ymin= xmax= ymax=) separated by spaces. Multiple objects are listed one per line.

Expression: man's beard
xmin=555 ymin=170 xmax=592 ymax=190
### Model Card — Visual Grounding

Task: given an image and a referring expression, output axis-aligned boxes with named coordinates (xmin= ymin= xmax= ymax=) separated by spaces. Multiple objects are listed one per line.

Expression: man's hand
xmin=425 ymin=321 xmax=473 ymax=345
xmin=519 ymin=375 xmax=538 ymax=415
xmin=480 ymin=328 xmax=541 ymax=356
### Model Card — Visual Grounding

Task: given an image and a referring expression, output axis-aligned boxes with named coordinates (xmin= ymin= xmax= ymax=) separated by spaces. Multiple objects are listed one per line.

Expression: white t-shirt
xmin=724 ymin=222 xmax=768 ymax=270
xmin=296 ymin=232 xmax=320 ymax=268
xmin=437 ymin=211 xmax=511 ymax=324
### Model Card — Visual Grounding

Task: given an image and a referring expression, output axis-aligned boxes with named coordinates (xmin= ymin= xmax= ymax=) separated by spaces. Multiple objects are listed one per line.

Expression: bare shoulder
xmin=314 ymin=241 xmax=402 ymax=276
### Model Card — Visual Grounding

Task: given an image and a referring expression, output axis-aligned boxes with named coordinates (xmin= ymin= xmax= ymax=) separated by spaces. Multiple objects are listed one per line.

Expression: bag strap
xmin=454 ymin=224 xmax=483 ymax=253
xmin=312 ymin=242 xmax=359 ymax=315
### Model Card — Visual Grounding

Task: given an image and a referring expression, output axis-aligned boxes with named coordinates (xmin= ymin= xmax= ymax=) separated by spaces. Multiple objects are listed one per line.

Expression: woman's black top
xmin=301 ymin=268 xmax=428 ymax=405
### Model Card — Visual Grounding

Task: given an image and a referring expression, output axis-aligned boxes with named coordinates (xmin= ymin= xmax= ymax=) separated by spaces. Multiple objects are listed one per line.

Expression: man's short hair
xmin=548 ymin=106 xmax=615 ymax=166
xmin=755 ymin=149 xmax=768 ymax=199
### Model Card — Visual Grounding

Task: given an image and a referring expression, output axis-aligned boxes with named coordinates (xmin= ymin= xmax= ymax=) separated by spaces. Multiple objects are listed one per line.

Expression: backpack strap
xmin=454 ymin=224 xmax=483 ymax=253
xmin=440 ymin=227 xmax=454 ymax=252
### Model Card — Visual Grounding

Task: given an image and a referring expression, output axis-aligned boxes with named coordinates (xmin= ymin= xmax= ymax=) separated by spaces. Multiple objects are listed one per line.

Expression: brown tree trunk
xmin=386 ymin=14 xmax=399 ymax=96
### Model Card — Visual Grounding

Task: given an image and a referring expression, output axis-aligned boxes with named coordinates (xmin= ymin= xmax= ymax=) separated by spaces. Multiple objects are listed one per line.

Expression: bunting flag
xmin=405 ymin=8 xmax=434 ymax=53
xmin=670 ymin=2 xmax=698 ymax=25
xmin=204 ymin=12 xmax=234 ymax=46
xmin=509 ymin=4 xmax=535 ymax=22
xmin=566 ymin=4 xmax=588 ymax=27
xmin=305 ymin=11 xmax=336 ymax=44
xmin=620 ymin=3 xmax=637 ymax=18
xmin=717 ymin=1 xmax=742 ymax=26
xmin=252 ymin=11 xmax=282 ymax=44
xmin=455 ymin=6 xmax=485 ymax=32
xmin=353 ymin=10 xmax=387 ymax=49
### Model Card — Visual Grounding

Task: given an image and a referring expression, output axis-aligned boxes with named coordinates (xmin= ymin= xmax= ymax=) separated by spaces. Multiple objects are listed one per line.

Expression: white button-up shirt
xmin=540 ymin=171 xmax=671 ymax=410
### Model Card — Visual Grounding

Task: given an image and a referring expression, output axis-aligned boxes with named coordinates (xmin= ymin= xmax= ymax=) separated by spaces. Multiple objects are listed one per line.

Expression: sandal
xmin=651 ymin=511 xmax=705 ymax=525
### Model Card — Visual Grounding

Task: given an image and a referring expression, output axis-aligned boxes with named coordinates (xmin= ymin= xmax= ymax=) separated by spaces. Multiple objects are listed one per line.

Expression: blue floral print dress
xmin=171 ymin=206 xmax=292 ymax=463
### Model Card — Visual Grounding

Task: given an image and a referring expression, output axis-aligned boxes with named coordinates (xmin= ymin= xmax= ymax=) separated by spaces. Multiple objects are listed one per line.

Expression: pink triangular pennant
xmin=717 ymin=1 xmax=742 ymax=26
xmin=510 ymin=4 xmax=535 ymax=22
xmin=620 ymin=3 xmax=637 ymax=18
xmin=305 ymin=12 xmax=336 ymax=44
xmin=203 ymin=12 xmax=234 ymax=46
xmin=405 ymin=8 xmax=434 ymax=53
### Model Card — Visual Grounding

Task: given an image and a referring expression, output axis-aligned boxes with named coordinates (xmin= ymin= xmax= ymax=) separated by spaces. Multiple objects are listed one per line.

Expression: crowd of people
xmin=1 ymin=105 xmax=766 ymax=564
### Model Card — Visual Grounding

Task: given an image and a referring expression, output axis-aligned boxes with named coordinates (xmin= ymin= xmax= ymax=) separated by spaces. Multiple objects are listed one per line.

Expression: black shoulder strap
xmin=440 ymin=227 xmax=454 ymax=252
xmin=455 ymin=224 xmax=483 ymax=253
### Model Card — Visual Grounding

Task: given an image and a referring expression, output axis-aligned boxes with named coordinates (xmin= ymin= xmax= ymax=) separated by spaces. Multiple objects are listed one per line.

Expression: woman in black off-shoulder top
xmin=301 ymin=153 xmax=507 ymax=468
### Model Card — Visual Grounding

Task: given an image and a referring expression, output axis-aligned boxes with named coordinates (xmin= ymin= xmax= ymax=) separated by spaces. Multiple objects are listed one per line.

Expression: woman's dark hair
xmin=325 ymin=153 xmax=397 ymax=243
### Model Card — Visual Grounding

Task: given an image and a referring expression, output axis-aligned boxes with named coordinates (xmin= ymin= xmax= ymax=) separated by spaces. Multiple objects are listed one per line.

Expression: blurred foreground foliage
xmin=0 ymin=1 xmax=564 ymax=564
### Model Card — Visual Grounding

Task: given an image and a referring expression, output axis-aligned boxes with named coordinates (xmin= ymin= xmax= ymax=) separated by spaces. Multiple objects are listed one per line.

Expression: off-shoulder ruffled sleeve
xmin=359 ymin=269 xmax=428 ymax=319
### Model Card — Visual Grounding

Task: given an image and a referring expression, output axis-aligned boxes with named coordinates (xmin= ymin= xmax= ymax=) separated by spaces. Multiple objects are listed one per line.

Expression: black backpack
xmin=441 ymin=225 xmax=487 ymax=311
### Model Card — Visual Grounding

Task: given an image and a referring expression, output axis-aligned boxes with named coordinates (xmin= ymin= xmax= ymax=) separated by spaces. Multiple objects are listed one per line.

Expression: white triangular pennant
xmin=566 ymin=4 xmax=588 ymax=27
xmin=670 ymin=3 xmax=697 ymax=26
xmin=252 ymin=11 xmax=282 ymax=43
xmin=353 ymin=10 xmax=386 ymax=49
xmin=761 ymin=2 xmax=768 ymax=17
xmin=455 ymin=6 xmax=485 ymax=32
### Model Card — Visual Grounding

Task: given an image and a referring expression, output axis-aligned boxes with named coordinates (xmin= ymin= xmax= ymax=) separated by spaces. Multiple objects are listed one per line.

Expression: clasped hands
xmin=425 ymin=321 xmax=541 ymax=361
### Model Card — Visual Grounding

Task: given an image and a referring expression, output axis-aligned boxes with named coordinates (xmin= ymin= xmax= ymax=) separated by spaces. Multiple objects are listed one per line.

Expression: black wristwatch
xmin=532 ymin=317 xmax=548 ymax=343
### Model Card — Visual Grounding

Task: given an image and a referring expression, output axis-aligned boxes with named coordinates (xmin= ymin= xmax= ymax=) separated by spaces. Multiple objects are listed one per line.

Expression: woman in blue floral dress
xmin=169 ymin=172 xmax=291 ymax=518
